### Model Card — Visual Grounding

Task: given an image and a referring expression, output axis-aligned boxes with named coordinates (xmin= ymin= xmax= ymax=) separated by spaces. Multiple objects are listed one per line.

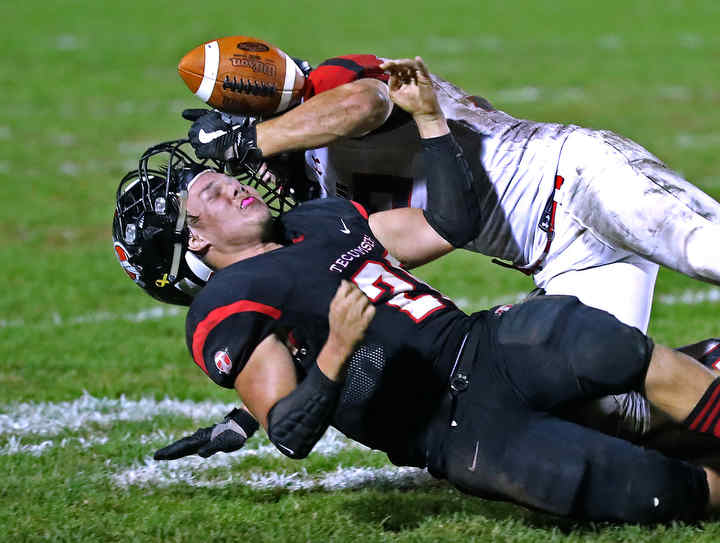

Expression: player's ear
xmin=188 ymin=228 xmax=210 ymax=253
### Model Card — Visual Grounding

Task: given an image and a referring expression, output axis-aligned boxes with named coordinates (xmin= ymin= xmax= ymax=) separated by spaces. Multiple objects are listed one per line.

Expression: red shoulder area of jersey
xmin=350 ymin=200 xmax=369 ymax=219
xmin=191 ymin=300 xmax=282 ymax=374
xmin=305 ymin=55 xmax=388 ymax=99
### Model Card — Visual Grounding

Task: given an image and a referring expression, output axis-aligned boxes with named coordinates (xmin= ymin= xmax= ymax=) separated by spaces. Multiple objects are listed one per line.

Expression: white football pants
xmin=536 ymin=127 xmax=720 ymax=332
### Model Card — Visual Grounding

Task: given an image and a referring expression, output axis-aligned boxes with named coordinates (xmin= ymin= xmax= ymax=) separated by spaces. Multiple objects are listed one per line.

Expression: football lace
xmin=222 ymin=76 xmax=277 ymax=97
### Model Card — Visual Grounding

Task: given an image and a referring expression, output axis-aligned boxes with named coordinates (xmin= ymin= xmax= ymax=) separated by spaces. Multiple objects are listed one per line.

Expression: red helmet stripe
xmin=114 ymin=244 xmax=129 ymax=261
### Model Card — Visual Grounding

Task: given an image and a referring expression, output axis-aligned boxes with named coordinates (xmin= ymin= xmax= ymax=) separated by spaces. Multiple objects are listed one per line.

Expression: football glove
xmin=187 ymin=110 xmax=261 ymax=163
xmin=292 ymin=57 xmax=313 ymax=78
xmin=182 ymin=108 xmax=256 ymax=126
xmin=153 ymin=407 xmax=259 ymax=460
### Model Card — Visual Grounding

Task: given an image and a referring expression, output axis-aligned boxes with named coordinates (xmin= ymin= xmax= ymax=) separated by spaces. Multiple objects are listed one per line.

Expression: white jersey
xmin=304 ymin=74 xmax=578 ymax=265
xmin=298 ymin=60 xmax=720 ymax=438
xmin=304 ymin=68 xmax=720 ymax=336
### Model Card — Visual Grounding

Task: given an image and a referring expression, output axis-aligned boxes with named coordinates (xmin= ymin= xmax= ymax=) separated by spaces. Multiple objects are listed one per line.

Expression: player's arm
xmin=370 ymin=208 xmax=453 ymax=268
xmin=256 ymin=78 xmax=393 ymax=156
xmin=236 ymin=281 xmax=375 ymax=458
xmin=187 ymin=79 xmax=393 ymax=161
xmin=369 ymin=57 xmax=481 ymax=268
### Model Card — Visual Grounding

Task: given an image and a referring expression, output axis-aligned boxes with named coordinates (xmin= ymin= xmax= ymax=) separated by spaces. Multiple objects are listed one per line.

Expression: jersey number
xmin=351 ymin=260 xmax=445 ymax=322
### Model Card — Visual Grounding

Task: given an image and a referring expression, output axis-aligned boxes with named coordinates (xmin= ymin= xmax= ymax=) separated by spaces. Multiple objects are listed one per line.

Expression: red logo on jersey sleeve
xmin=214 ymin=349 xmax=233 ymax=374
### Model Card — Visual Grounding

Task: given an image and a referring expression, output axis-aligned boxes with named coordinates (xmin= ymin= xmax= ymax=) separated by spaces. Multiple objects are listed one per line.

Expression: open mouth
xmin=240 ymin=196 xmax=256 ymax=209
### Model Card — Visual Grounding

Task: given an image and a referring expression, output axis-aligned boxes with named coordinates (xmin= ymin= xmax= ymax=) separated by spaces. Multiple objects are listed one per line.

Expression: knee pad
xmin=562 ymin=301 xmax=653 ymax=395
xmin=495 ymin=294 xmax=580 ymax=347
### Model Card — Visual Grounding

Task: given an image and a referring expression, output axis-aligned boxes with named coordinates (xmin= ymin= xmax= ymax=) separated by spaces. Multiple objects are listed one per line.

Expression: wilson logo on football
xmin=214 ymin=349 xmax=233 ymax=374
xmin=229 ymin=56 xmax=277 ymax=77
xmin=113 ymin=242 xmax=142 ymax=284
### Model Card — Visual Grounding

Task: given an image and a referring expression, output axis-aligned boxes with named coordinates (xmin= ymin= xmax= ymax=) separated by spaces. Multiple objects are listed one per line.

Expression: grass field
xmin=2 ymin=0 xmax=720 ymax=541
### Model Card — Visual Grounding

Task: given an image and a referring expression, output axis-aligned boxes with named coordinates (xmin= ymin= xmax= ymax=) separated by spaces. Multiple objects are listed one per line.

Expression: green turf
xmin=2 ymin=0 xmax=720 ymax=540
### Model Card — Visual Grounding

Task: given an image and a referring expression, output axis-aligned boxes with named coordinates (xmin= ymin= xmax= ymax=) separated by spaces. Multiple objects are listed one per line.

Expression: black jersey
xmin=186 ymin=198 xmax=470 ymax=463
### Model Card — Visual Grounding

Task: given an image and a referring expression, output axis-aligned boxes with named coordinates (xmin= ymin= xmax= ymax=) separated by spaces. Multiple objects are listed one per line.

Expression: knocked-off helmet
xmin=112 ymin=138 xmax=299 ymax=305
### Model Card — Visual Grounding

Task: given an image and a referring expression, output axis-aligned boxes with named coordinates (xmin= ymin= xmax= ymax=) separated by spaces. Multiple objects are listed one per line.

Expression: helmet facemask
xmin=113 ymin=138 xmax=300 ymax=306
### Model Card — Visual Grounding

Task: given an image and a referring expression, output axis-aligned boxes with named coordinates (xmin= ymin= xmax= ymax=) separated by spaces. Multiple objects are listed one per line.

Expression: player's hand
xmin=153 ymin=407 xmax=259 ymax=460
xmin=327 ymin=280 xmax=376 ymax=356
xmin=379 ymin=57 xmax=446 ymax=138
xmin=182 ymin=108 xmax=258 ymax=127
xmin=379 ymin=57 xmax=440 ymax=118
xmin=187 ymin=111 xmax=261 ymax=163
xmin=182 ymin=108 xmax=213 ymax=122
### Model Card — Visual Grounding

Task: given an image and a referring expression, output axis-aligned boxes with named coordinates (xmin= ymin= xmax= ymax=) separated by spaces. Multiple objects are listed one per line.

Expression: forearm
xmin=266 ymin=360 xmax=344 ymax=459
xmin=265 ymin=281 xmax=372 ymax=459
xmin=265 ymin=321 xmax=358 ymax=458
xmin=412 ymin=112 xmax=449 ymax=139
xmin=256 ymin=79 xmax=392 ymax=156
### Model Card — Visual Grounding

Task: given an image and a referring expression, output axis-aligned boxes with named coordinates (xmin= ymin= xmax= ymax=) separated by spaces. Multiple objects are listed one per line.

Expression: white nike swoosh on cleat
xmin=198 ymin=128 xmax=227 ymax=144
xmin=339 ymin=219 xmax=351 ymax=234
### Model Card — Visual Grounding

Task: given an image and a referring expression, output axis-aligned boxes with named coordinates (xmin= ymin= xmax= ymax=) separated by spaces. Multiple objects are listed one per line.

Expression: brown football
xmin=178 ymin=36 xmax=306 ymax=115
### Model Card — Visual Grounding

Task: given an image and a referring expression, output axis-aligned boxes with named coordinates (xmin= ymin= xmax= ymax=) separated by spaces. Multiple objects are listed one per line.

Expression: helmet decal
xmin=113 ymin=242 xmax=143 ymax=285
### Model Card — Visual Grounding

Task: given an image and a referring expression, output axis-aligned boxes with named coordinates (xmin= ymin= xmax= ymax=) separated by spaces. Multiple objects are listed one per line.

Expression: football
xmin=178 ymin=36 xmax=306 ymax=115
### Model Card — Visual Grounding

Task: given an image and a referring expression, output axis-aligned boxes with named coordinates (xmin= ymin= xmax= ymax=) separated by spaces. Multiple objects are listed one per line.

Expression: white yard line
xmin=454 ymin=287 xmax=720 ymax=311
xmin=113 ymin=457 xmax=431 ymax=491
xmin=0 ymin=305 xmax=183 ymax=329
xmin=657 ymin=288 xmax=720 ymax=305
xmin=112 ymin=432 xmax=372 ymax=490
xmin=0 ymin=434 xmax=110 ymax=456
xmin=1 ymin=394 xmax=421 ymax=491
xmin=0 ymin=394 xmax=363 ymax=455
xmin=675 ymin=132 xmax=720 ymax=150
xmin=0 ymin=392 xmax=234 ymax=437
xmin=3 ymin=287 xmax=720 ymax=330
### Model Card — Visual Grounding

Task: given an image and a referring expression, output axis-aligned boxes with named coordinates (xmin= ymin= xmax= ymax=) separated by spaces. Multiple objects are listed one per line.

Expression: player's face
xmin=186 ymin=171 xmax=271 ymax=252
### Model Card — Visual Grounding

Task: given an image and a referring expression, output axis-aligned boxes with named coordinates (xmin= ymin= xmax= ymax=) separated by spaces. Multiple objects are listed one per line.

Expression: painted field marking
xmin=3 ymin=288 xmax=720 ymax=330
xmin=455 ymin=287 xmax=720 ymax=311
xmin=1 ymin=394 xmax=425 ymax=491
xmin=1 ymin=434 xmax=110 ymax=456
xmin=113 ymin=460 xmax=432 ymax=491
xmin=0 ymin=392 xmax=233 ymax=437
xmin=675 ymin=132 xmax=720 ymax=150
xmin=0 ymin=305 xmax=183 ymax=330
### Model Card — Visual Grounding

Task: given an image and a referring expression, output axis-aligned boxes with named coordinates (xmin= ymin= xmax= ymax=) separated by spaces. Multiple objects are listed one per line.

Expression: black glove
xmin=187 ymin=111 xmax=261 ymax=163
xmin=153 ymin=407 xmax=260 ymax=460
xmin=182 ymin=108 xmax=212 ymax=122
xmin=182 ymin=108 xmax=257 ymax=126
xmin=292 ymin=57 xmax=313 ymax=78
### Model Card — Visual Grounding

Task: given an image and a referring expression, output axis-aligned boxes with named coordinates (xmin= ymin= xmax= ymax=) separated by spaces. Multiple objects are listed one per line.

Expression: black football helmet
xmin=112 ymin=138 xmax=302 ymax=305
